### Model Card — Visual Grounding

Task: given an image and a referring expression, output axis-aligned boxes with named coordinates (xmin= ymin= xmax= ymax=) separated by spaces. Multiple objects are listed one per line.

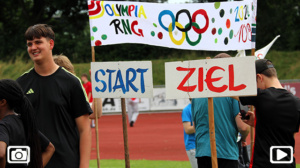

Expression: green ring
xmin=185 ymin=22 xmax=202 ymax=46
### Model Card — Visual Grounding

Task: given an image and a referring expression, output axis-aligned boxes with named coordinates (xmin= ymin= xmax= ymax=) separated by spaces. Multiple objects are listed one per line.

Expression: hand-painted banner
xmin=91 ymin=61 xmax=153 ymax=98
xmin=165 ymin=57 xmax=257 ymax=99
xmin=88 ymin=0 xmax=256 ymax=51
xmin=251 ymin=0 xmax=257 ymax=49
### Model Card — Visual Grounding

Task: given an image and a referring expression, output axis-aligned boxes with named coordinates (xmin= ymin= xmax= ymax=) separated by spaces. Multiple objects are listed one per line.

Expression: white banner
xmin=165 ymin=57 xmax=257 ymax=99
xmin=88 ymin=0 xmax=255 ymax=51
xmin=91 ymin=61 xmax=153 ymax=98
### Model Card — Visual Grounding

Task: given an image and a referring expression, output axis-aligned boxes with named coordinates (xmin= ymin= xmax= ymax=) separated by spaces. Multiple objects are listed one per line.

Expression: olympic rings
xmin=159 ymin=9 xmax=209 ymax=34
xmin=158 ymin=9 xmax=209 ymax=46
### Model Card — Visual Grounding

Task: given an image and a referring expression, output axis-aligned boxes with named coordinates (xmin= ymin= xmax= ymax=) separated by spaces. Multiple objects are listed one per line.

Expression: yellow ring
xmin=169 ymin=22 xmax=186 ymax=45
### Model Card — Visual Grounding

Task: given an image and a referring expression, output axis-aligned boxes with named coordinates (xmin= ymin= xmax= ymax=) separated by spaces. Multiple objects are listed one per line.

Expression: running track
xmin=90 ymin=112 xmax=300 ymax=162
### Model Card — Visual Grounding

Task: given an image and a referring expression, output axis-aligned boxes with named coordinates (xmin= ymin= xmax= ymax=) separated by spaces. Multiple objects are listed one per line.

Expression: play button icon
xmin=276 ymin=149 xmax=288 ymax=160
xmin=270 ymin=146 xmax=293 ymax=164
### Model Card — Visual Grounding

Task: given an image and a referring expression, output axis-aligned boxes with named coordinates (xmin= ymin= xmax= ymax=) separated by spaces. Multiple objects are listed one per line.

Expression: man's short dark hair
xmin=25 ymin=24 xmax=55 ymax=41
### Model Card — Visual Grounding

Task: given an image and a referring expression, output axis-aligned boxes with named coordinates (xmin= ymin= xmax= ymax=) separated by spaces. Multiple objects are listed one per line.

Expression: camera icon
xmin=7 ymin=146 xmax=30 ymax=165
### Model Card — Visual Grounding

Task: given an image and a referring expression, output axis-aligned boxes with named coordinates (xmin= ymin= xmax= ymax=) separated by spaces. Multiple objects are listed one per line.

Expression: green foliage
xmin=89 ymin=159 xmax=191 ymax=168
xmin=0 ymin=55 xmax=33 ymax=80
xmin=0 ymin=0 xmax=89 ymax=62
xmin=264 ymin=50 xmax=300 ymax=79
xmin=74 ymin=63 xmax=92 ymax=79
xmin=2 ymin=51 xmax=300 ymax=85
xmin=151 ymin=51 xmax=210 ymax=85
xmin=150 ymin=50 xmax=300 ymax=85
xmin=256 ymin=0 xmax=300 ymax=50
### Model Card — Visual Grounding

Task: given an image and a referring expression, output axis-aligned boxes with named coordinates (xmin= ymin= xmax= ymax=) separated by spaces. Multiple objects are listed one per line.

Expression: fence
xmin=101 ymin=80 xmax=300 ymax=114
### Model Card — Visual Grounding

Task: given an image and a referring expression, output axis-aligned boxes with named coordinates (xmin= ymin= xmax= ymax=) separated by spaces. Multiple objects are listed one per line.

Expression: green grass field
xmin=89 ymin=160 xmax=300 ymax=168
xmin=89 ymin=159 xmax=190 ymax=168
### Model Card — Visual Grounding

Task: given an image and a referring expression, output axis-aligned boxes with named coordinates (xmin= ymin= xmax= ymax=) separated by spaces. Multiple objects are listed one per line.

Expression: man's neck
xmin=265 ymin=77 xmax=283 ymax=89
xmin=0 ymin=110 xmax=15 ymax=120
xmin=34 ymin=59 xmax=59 ymax=76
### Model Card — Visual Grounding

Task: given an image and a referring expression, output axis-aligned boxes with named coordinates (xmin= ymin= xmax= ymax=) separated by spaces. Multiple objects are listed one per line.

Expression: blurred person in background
xmin=182 ymin=99 xmax=197 ymax=168
xmin=127 ymin=98 xmax=141 ymax=127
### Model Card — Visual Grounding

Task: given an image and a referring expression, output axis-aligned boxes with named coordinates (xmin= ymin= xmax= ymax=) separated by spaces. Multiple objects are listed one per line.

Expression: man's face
xmin=26 ymin=37 xmax=54 ymax=63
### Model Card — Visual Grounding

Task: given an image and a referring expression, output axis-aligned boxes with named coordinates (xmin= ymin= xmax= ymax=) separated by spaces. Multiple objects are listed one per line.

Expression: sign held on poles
xmin=165 ymin=57 xmax=257 ymax=99
xmin=91 ymin=61 xmax=153 ymax=98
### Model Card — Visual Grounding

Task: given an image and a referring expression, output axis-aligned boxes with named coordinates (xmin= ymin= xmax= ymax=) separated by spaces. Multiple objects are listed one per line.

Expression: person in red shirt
xmin=81 ymin=73 xmax=93 ymax=103
xmin=81 ymin=73 xmax=95 ymax=127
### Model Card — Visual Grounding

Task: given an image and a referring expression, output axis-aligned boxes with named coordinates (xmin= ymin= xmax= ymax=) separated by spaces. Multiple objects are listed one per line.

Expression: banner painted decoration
xmin=165 ymin=57 xmax=257 ymax=99
xmin=91 ymin=61 xmax=153 ymax=98
xmin=88 ymin=0 xmax=256 ymax=51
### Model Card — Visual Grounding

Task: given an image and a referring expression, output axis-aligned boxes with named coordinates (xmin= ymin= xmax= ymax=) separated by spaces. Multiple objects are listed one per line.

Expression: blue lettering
xmin=126 ymin=68 xmax=138 ymax=92
xmin=95 ymin=69 xmax=107 ymax=92
xmin=106 ymin=69 xmax=116 ymax=92
xmin=105 ymin=4 xmax=114 ymax=16
xmin=136 ymin=68 xmax=148 ymax=93
xmin=113 ymin=70 xmax=126 ymax=94
xmin=135 ymin=5 xmax=138 ymax=17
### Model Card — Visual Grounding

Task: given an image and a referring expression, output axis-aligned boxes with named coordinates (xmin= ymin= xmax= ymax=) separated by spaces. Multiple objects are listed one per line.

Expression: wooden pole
xmin=250 ymin=48 xmax=256 ymax=157
xmin=92 ymin=46 xmax=96 ymax=62
xmin=121 ymin=98 xmax=130 ymax=168
xmin=92 ymin=46 xmax=101 ymax=168
xmin=206 ymin=57 xmax=218 ymax=168
xmin=208 ymin=97 xmax=218 ymax=168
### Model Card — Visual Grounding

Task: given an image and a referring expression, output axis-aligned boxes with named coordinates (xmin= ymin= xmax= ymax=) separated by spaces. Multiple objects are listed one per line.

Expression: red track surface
xmin=90 ymin=112 xmax=300 ymax=163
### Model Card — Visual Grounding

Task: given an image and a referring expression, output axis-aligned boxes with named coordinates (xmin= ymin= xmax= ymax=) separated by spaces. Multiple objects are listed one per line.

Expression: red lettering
xmin=128 ymin=5 xmax=135 ymax=16
xmin=176 ymin=67 xmax=196 ymax=92
xmin=198 ymin=67 xmax=203 ymax=92
xmin=177 ymin=64 xmax=246 ymax=93
xmin=228 ymin=64 xmax=246 ymax=91
xmin=204 ymin=66 xmax=228 ymax=93
xmin=131 ymin=20 xmax=144 ymax=37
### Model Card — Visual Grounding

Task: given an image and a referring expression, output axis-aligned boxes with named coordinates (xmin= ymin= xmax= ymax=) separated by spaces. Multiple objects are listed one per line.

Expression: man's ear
xmin=0 ymin=99 xmax=7 ymax=107
xmin=256 ymin=74 xmax=263 ymax=83
xmin=49 ymin=39 xmax=54 ymax=50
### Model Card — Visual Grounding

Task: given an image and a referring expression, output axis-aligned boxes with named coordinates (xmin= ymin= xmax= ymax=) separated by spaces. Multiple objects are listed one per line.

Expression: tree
xmin=256 ymin=0 xmax=300 ymax=50
xmin=0 ymin=0 xmax=89 ymax=61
